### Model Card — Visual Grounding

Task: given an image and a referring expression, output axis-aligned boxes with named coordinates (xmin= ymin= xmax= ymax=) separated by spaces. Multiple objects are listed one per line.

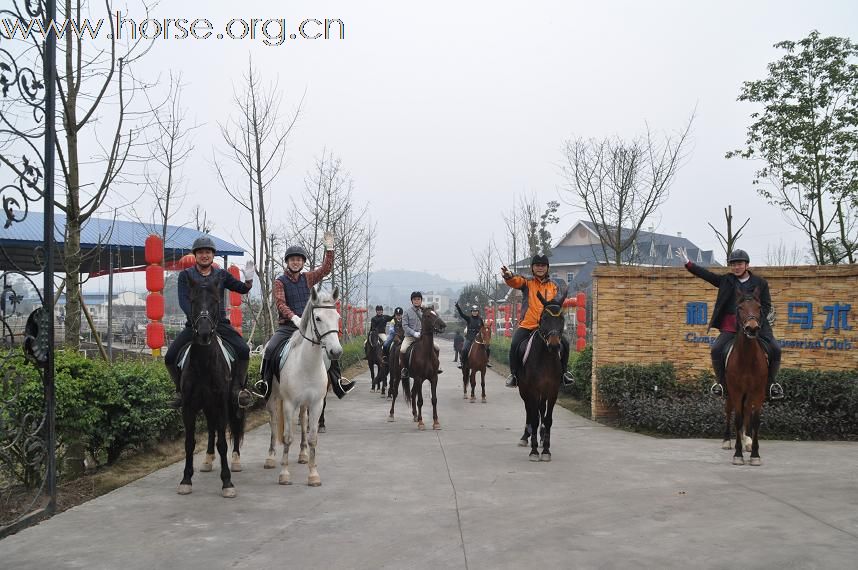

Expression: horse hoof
xmin=470 ymin=397 xmax=475 ymax=403
xmin=177 ymin=484 xmax=192 ymax=495
xmin=463 ymin=394 xmax=468 ymax=399
xmin=387 ymin=415 xmax=395 ymax=422
xmin=264 ymin=458 xmax=276 ymax=469
xmin=518 ymin=439 xmax=528 ymax=447
xmin=222 ymin=487 xmax=237 ymax=498
xmin=298 ymin=454 xmax=309 ymax=465
xmin=482 ymin=397 xmax=487 ymax=403
xmin=540 ymin=452 xmax=552 ymax=462
xmin=278 ymin=474 xmax=292 ymax=485
xmin=529 ymin=453 xmax=540 ymax=462
xmin=433 ymin=422 xmax=441 ymax=430
xmin=199 ymin=463 xmax=213 ymax=473
xmin=231 ymin=462 xmax=242 ymax=472
xmin=308 ymin=476 xmax=321 ymax=487
xmin=732 ymin=457 xmax=745 ymax=466
xmin=418 ymin=422 xmax=425 ymax=431
xmin=750 ymin=457 xmax=762 ymax=466
xmin=721 ymin=440 xmax=732 ymax=450
xmin=318 ymin=425 xmax=326 ymax=434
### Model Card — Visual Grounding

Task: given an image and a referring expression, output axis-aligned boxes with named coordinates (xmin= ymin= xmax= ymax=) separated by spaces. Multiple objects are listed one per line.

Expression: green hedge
xmin=562 ymin=345 xmax=593 ymax=401
xmin=595 ymin=362 xmax=858 ymax=440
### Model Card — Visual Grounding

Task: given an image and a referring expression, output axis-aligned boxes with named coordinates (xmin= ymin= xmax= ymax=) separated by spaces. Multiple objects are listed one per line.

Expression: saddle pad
xmin=178 ymin=337 xmax=234 ymax=372
xmin=724 ymin=339 xmax=769 ymax=369
xmin=277 ymin=339 xmax=293 ymax=374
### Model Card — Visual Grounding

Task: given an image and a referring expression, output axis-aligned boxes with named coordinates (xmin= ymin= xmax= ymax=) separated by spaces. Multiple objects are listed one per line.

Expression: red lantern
xmin=577 ymin=292 xmax=586 ymax=308
xmin=576 ymin=308 xmax=586 ymax=324
xmin=146 ymin=264 xmax=164 ymax=292
xmin=147 ymin=322 xmax=165 ymax=349
xmin=576 ymin=337 xmax=587 ymax=352
xmin=145 ymin=234 xmax=163 ymax=265
xmin=230 ymin=307 xmax=243 ymax=333
xmin=146 ymin=292 xmax=165 ymax=321
xmin=577 ymin=323 xmax=586 ymax=338
xmin=178 ymin=254 xmax=195 ymax=269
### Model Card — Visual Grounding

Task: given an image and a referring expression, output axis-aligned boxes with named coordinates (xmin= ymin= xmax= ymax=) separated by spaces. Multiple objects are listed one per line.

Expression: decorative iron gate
xmin=0 ymin=0 xmax=57 ymax=538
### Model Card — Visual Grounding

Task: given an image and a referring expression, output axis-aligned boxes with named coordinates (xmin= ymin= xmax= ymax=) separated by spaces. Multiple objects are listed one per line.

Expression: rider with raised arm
xmin=164 ymin=236 xmax=256 ymax=409
xmin=678 ymin=247 xmax=784 ymax=400
xmin=400 ymin=291 xmax=443 ymax=380
xmin=258 ymin=231 xmax=355 ymax=400
xmin=501 ymin=254 xmax=573 ymax=388
xmin=455 ymin=302 xmax=492 ymax=369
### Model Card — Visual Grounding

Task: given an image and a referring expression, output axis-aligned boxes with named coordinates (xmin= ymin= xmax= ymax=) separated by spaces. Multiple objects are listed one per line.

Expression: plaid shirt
xmin=273 ymin=249 xmax=334 ymax=324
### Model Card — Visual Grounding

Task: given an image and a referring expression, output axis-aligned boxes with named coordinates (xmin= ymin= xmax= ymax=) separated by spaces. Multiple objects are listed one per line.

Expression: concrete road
xmin=2 ymin=339 xmax=857 ymax=569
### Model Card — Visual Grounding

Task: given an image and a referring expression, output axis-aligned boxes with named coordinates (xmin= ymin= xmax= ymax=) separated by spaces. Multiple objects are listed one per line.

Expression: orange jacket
xmin=504 ymin=274 xmax=561 ymax=330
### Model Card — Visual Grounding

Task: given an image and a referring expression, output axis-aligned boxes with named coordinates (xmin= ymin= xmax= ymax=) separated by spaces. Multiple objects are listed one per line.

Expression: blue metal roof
xmin=1 ymin=211 xmax=244 ymax=272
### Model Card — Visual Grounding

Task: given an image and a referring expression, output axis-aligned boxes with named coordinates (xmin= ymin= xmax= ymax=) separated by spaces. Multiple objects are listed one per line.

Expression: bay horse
xmin=387 ymin=334 xmax=413 ymax=421
xmin=518 ymin=292 xmax=565 ymax=461
xmin=405 ymin=306 xmax=447 ymax=430
xmin=366 ymin=330 xmax=387 ymax=395
xmin=177 ymin=280 xmax=245 ymax=498
xmin=724 ymin=288 xmax=769 ymax=466
xmin=266 ymin=286 xmax=343 ymax=486
xmin=462 ymin=321 xmax=492 ymax=402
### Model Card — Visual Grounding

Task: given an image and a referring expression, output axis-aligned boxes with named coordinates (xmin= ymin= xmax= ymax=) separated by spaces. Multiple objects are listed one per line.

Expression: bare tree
xmin=191 ymin=205 xmax=213 ymax=233
xmin=561 ymin=116 xmax=694 ymax=265
xmin=765 ymin=239 xmax=807 ymax=266
xmin=133 ymin=72 xmax=199 ymax=249
xmin=216 ymin=57 xmax=301 ymax=338
xmin=708 ymin=205 xmax=750 ymax=261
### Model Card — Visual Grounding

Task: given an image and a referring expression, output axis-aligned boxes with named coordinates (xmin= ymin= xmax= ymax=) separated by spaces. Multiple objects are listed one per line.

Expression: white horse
xmin=265 ymin=286 xmax=342 ymax=487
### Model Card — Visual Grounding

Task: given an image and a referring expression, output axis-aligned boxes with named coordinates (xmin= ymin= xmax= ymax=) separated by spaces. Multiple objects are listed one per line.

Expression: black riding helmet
xmin=284 ymin=245 xmax=308 ymax=263
xmin=375 ymin=305 xmax=384 ymax=311
xmin=410 ymin=291 xmax=422 ymax=300
xmin=531 ymin=253 xmax=549 ymax=267
xmin=192 ymin=235 xmax=217 ymax=254
xmin=727 ymin=249 xmax=750 ymax=264
xmin=394 ymin=307 xmax=403 ymax=315
xmin=470 ymin=305 xmax=479 ymax=313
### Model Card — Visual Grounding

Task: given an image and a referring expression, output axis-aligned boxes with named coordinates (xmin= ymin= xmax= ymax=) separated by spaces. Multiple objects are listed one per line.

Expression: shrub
xmin=596 ymin=361 xmax=677 ymax=407
xmin=563 ymin=344 xmax=593 ymax=401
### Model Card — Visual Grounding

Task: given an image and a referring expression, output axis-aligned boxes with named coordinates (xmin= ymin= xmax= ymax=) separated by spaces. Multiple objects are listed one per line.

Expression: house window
xmin=567 ymin=272 xmax=575 ymax=284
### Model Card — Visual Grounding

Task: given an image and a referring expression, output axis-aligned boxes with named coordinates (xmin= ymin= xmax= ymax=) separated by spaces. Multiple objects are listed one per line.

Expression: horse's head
xmin=736 ymin=287 xmax=762 ymax=338
xmin=478 ymin=320 xmax=493 ymax=344
xmin=306 ymin=285 xmax=343 ymax=361
xmin=421 ymin=305 xmax=447 ymax=335
xmin=536 ymin=291 xmax=565 ymax=349
xmin=189 ymin=279 xmax=220 ymax=346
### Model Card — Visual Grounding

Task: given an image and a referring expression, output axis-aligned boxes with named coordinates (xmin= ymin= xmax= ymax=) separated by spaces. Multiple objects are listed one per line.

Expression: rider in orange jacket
xmin=501 ymin=254 xmax=574 ymax=388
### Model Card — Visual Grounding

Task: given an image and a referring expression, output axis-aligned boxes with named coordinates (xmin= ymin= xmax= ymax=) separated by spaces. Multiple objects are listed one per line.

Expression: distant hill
xmin=368 ymin=269 xmax=467 ymax=309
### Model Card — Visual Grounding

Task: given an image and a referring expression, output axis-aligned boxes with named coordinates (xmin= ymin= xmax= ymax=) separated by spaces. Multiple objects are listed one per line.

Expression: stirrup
xmin=169 ymin=392 xmax=183 ymax=409
xmin=561 ymin=371 xmax=575 ymax=386
xmin=769 ymin=382 xmax=784 ymax=400
xmin=236 ymin=389 xmax=254 ymax=409
xmin=505 ymin=375 xmax=517 ymax=388
xmin=252 ymin=379 xmax=270 ymax=400
xmin=710 ymin=382 xmax=724 ymax=397
xmin=331 ymin=376 xmax=355 ymax=399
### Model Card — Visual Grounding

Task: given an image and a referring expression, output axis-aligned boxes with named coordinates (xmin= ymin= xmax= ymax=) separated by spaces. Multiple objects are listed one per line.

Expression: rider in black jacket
xmin=679 ymin=247 xmax=784 ymax=400
xmin=455 ymin=302 xmax=491 ymax=369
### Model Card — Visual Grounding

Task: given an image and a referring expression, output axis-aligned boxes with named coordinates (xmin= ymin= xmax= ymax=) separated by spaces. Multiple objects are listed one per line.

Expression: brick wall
xmin=590 ymin=265 xmax=858 ymax=420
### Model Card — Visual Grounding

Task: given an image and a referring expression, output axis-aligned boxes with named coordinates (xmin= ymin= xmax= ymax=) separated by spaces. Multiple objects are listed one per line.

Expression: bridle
xmin=192 ymin=309 xmax=218 ymax=344
xmin=737 ymin=298 xmax=761 ymax=339
xmin=538 ymin=304 xmax=564 ymax=346
xmin=299 ymin=304 xmax=340 ymax=348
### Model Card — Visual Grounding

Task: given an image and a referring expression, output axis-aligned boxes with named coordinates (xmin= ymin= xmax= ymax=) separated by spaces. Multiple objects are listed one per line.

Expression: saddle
xmin=270 ymin=336 xmax=294 ymax=379
xmin=177 ymin=337 xmax=235 ymax=372
xmin=516 ymin=331 xmax=559 ymax=368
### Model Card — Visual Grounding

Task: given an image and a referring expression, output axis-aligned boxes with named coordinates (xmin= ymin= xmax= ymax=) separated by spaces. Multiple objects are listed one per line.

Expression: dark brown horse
xmin=518 ymin=292 xmax=565 ymax=461
xmin=386 ymin=334 xmax=412 ymax=421
xmin=366 ymin=330 xmax=387 ymax=395
xmin=404 ymin=306 xmax=446 ymax=430
xmin=462 ymin=321 xmax=492 ymax=402
xmin=724 ymin=288 xmax=769 ymax=466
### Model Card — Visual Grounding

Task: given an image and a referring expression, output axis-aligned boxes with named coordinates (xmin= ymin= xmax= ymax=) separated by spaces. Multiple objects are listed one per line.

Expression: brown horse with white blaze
xmin=463 ymin=321 xmax=492 ymax=402
xmin=725 ymin=287 xmax=769 ymax=466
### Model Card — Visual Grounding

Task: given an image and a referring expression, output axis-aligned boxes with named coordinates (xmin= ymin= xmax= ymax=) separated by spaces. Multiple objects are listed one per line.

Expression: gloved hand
xmin=244 ymin=260 xmax=256 ymax=280
xmin=414 ymin=331 xmax=421 ymax=339
xmin=500 ymin=265 xmax=513 ymax=279
xmin=675 ymin=247 xmax=689 ymax=263
xmin=323 ymin=231 xmax=335 ymax=251
xmin=291 ymin=315 xmax=301 ymax=328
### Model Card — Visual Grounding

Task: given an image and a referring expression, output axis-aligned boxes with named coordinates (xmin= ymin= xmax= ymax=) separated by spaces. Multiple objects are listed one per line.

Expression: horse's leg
xmin=462 ymin=363 xmax=468 ymax=398
xmin=526 ymin=397 xmax=540 ymax=461
xmin=279 ymin=400 xmax=295 ymax=485
xmin=213 ymin=409 xmax=236 ymax=498
xmin=749 ymin=405 xmax=762 ymax=466
xmin=177 ymin=406 xmax=196 ymax=495
xmin=721 ymin=396 xmax=733 ymax=450
xmin=369 ymin=360 xmax=377 ymax=392
xmin=306 ymin=399 xmax=324 ymax=487
xmin=265 ymin=393 xmax=280 ymax=469
xmin=414 ymin=378 xmax=425 ymax=430
xmin=541 ymin=397 xmax=556 ymax=461
xmin=298 ymin=405 xmax=309 ymax=464
xmin=480 ymin=368 xmax=487 ymax=402
xmin=388 ymin=375 xmax=398 ymax=421
xmin=318 ymin=397 xmax=327 ymax=433
xmin=431 ymin=376 xmax=440 ymax=430
xmin=732 ymin=394 xmax=745 ymax=465
xmin=200 ymin=426 xmax=215 ymax=472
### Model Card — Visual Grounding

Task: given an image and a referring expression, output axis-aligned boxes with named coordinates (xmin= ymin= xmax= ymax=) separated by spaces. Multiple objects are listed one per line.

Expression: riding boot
xmin=767 ymin=360 xmax=784 ymax=400
xmin=232 ymin=359 xmax=254 ymax=408
xmin=328 ymin=359 xmax=355 ymax=399
xmin=486 ymin=348 xmax=492 ymax=367
xmin=256 ymin=358 xmax=273 ymax=399
xmin=167 ymin=362 xmax=183 ymax=408
xmin=505 ymin=373 xmax=517 ymax=388
xmin=710 ymin=356 xmax=726 ymax=397
xmin=434 ymin=347 xmax=443 ymax=374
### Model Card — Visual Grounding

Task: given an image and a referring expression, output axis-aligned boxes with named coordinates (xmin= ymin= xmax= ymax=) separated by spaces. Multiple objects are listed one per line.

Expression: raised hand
xmin=323 ymin=231 xmax=335 ymax=250
xmin=244 ymin=260 xmax=256 ymax=280
xmin=500 ymin=265 xmax=513 ymax=279
xmin=675 ymin=247 xmax=689 ymax=263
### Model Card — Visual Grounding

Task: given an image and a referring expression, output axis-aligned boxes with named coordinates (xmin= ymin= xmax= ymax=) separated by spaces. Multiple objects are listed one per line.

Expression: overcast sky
xmin=93 ymin=0 xmax=858 ymax=285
